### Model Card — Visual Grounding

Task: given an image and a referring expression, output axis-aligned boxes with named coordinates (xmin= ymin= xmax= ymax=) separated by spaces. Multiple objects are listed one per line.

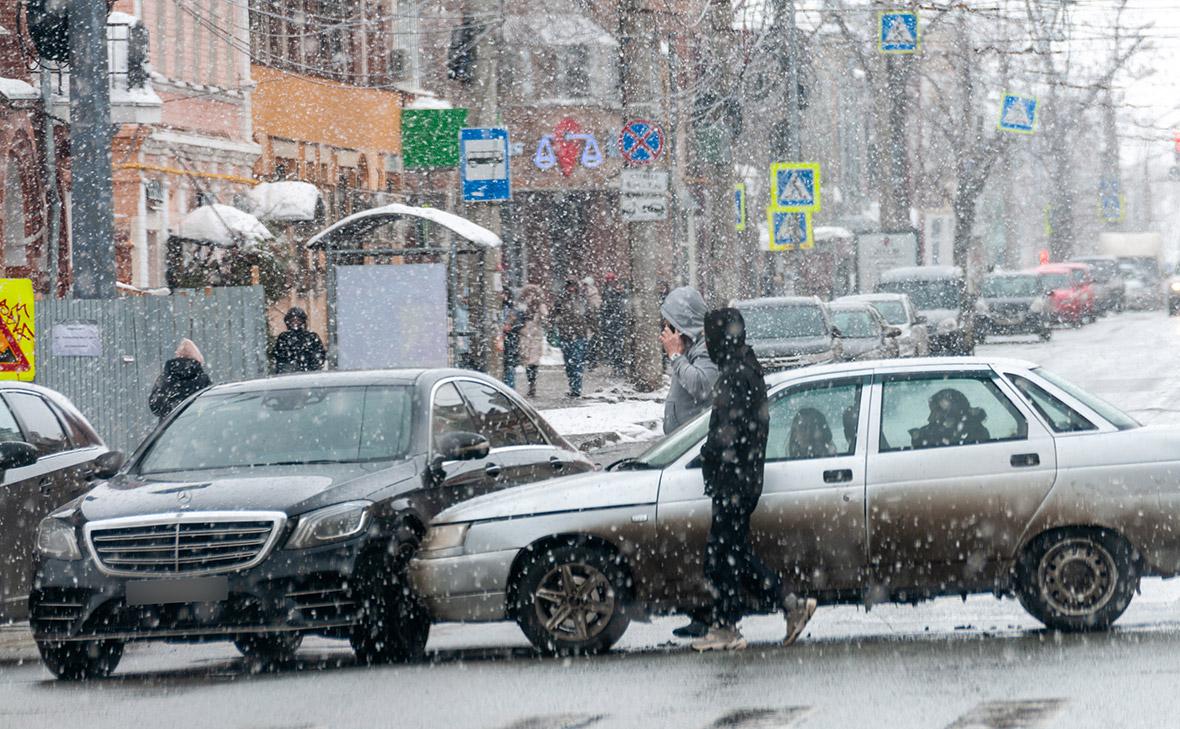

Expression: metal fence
xmin=34 ymin=287 xmax=269 ymax=454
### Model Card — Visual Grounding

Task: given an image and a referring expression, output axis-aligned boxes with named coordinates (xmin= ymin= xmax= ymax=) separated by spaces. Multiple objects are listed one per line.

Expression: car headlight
xmin=286 ymin=501 xmax=372 ymax=549
xmin=418 ymin=523 xmax=470 ymax=558
xmin=1029 ymin=298 xmax=1045 ymax=314
xmin=37 ymin=517 xmax=81 ymax=560
xmin=938 ymin=317 xmax=959 ymax=334
xmin=1169 ymin=281 xmax=1180 ymax=293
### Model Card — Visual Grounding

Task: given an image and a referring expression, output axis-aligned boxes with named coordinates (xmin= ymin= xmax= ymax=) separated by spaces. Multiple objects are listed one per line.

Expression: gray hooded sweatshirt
xmin=660 ymin=287 xmax=719 ymax=433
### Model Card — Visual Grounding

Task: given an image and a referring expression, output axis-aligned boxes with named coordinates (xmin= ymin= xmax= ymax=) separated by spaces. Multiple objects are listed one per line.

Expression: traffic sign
xmin=998 ymin=93 xmax=1037 ymax=134
xmin=459 ymin=127 xmax=511 ymax=202
xmin=767 ymin=209 xmax=812 ymax=251
xmin=0 ymin=279 xmax=34 ymax=381
xmin=620 ymin=169 xmax=668 ymax=195
xmin=879 ymin=12 xmax=919 ymax=54
xmin=618 ymin=119 xmax=665 ymax=165
xmin=1099 ymin=193 xmax=1125 ymax=223
xmin=769 ymin=162 xmax=820 ymax=212
xmin=735 ymin=183 xmax=747 ymax=231
xmin=621 ymin=195 xmax=668 ymax=222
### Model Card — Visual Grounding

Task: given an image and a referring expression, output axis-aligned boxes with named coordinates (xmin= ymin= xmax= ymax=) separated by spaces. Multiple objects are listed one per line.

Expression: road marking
xmin=944 ymin=699 xmax=1065 ymax=729
xmin=496 ymin=715 xmax=605 ymax=729
xmin=706 ymin=707 xmax=811 ymax=728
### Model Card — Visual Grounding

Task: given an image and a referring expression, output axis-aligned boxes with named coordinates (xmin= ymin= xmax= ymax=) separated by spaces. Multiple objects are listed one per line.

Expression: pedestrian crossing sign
xmin=1099 ymin=193 xmax=1125 ymax=223
xmin=998 ymin=93 xmax=1038 ymax=134
xmin=769 ymin=162 xmax=820 ymax=213
xmin=0 ymin=279 xmax=34 ymax=382
xmin=879 ymin=12 xmax=919 ymax=54
xmin=767 ymin=209 xmax=813 ymax=251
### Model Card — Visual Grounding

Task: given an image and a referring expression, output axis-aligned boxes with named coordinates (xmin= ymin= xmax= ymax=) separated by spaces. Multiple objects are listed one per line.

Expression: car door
xmin=426 ymin=380 xmax=499 ymax=512
xmin=865 ymin=367 xmax=1057 ymax=596
xmin=9 ymin=392 xmax=104 ymax=510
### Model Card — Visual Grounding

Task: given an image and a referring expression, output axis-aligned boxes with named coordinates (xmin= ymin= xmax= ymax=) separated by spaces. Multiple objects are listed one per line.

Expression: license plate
xmin=126 ymin=576 xmax=229 ymax=606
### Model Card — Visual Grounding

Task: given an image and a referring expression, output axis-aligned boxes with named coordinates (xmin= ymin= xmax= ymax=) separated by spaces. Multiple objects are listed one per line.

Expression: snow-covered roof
xmin=0 ymin=77 xmax=38 ymax=103
xmin=248 ymin=181 xmax=322 ymax=223
xmin=502 ymin=14 xmax=618 ymax=47
xmin=879 ymin=265 xmax=964 ymax=282
xmin=814 ymin=226 xmax=855 ymax=242
xmin=306 ymin=203 xmax=501 ymax=250
xmin=405 ymin=95 xmax=453 ymax=110
xmin=107 ymin=10 xmax=140 ymax=25
xmin=177 ymin=204 xmax=273 ymax=248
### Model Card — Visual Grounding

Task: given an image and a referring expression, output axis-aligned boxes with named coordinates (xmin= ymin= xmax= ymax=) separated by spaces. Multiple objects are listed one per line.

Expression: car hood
xmin=920 ymin=308 xmax=960 ymax=327
xmin=78 ymin=460 xmax=419 ymax=522
xmin=432 ymin=469 xmax=662 ymax=525
xmin=749 ymin=335 xmax=834 ymax=357
xmin=841 ymin=337 xmax=882 ymax=358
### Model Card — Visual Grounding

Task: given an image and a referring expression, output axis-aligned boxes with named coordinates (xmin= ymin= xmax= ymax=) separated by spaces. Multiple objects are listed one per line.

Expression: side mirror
xmin=914 ymin=315 xmax=927 ymax=325
xmin=435 ymin=431 xmax=490 ymax=463
xmin=92 ymin=451 xmax=125 ymax=480
xmin=885 ymin=327 xmax=902 ymax=338
xmin=0 ymin=441 xmax=38 ymax=472
xmin=830 ymin=326 xmax=843 ymax=339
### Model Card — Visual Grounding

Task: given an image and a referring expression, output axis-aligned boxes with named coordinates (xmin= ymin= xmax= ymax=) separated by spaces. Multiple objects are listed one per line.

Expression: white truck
xmin=1098 ymin=232 xmax=1164 ymax=278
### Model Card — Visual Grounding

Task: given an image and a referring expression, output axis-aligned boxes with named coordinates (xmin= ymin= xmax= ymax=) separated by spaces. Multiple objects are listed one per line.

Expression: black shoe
xmin=672 ymin=620 xmax=709 ymax=639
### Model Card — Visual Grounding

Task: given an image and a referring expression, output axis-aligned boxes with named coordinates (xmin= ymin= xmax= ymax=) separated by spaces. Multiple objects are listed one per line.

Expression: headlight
xmin=418 ymin=523 xmax=470 ymax=558
xmin=1029 ymin=298 xmax=1045 ymax=314
xmin=1169 ymin=281 xmax=1180 ymax=293
xmin=37 ymin=518 xmax=81 ymax=560
xmin=286 ymin=501 xmax=371 ymax=549
xmin=938 ymin=317 xmax=959 ymax=334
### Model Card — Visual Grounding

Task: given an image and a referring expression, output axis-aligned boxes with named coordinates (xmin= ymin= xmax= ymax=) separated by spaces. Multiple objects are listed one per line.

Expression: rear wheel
xmin=1016 ymin=528 xmax=1138 ymax=632
xmin=234 ymin=632 xmax=303 ymax=665
xmin=37 ymin=639 xmax=124 ymax=681
xmin=513 ymin=543 xmax=631 ymax=656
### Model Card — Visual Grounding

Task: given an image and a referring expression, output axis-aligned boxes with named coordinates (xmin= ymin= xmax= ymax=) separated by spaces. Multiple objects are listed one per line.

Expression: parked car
xmin=1122 ymin=263 xmax=1165 ymax=310
xmin=875 ymin=266 xmax=974 ymax=355
xmin=29 ymin=369 xmax=593 ymax=680
xmin=0 ymin=383 xmax=114 ymax=623
xmin=1059 ymin=262 xmax=1098 ymax=321
xmin=412 ymin=357 xmax=1169 ymax=655
xmin=835 ymin=293 xmax=929 ymax=357
xmin=1033 ymin=264 xmax=1093 ymax=326
xmin=732 ymin=296 xmax=841 ymax=371
xmin=1071 ymin=255 xmax=1125 ymax=314
xmin=826 ymin=302 xmax=899 ymax=360
xmin=974 ymin=272 xmax=1051 ymax=341
xmin=1167 ymin=276 xmax=1180 ymax=315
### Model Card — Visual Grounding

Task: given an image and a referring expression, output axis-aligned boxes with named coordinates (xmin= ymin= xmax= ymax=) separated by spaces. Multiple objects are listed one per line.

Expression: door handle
xmin=1011 ymin=453 xmax=1040 ymax=468
xmin=485 ymin=463 xmax=502 ymax=479
xmin=548 ymin=456 xmax=565 ymax=472
xmin=38 ymin=477 xmax=53 ymax=495
xmin=823 ymin=469 xmax=853 ymax=484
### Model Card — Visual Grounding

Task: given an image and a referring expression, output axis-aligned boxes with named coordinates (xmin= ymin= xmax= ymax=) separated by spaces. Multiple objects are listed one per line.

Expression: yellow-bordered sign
xmin=766 ymin=209 xmax=813 ymax=251
xmin=0 ymin=279 xmax=35 ymax=381
xmin=769 ymin=162 xmax=821 ymax=212
xmin=735 ymin=182 xmax=747 ymax=231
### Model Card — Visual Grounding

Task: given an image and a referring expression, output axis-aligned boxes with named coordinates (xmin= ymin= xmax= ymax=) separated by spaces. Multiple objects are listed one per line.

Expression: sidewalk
xmin=0 ymin=623 xmax=39 ymax=665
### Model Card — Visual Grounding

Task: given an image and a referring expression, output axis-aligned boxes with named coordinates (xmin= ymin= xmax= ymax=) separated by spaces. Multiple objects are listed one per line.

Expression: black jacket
xmin=148 ymin=357 xmax=212 ymax=419
xmin=699 ymin=308 xmax=769 ymax=504
xmin=271 ymin=329 xmax=327 ymax=374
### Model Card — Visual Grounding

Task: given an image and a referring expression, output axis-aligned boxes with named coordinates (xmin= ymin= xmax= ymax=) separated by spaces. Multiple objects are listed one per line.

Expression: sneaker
xmin=672 ymin=620 xmax=709 ymax=639
xmin=783 ymin=598 xmax=817 ymax=646
xmin=691 ymin=626 xmax=747 ymax=652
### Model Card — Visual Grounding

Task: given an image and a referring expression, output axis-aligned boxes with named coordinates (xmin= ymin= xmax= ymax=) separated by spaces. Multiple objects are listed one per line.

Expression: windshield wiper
xmin=607 ymin=457 xmax=654 ymax=471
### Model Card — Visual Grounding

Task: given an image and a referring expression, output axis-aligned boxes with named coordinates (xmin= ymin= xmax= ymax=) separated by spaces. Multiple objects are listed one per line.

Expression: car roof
xmin=1073 ymin=255 xmax=1116 ymax=263
xmin=1031 ymin=264 xmax=1072 ymax=273
xmin=733 ymin=296 xmax=821 ymax=308
xmin=764 ymin=356 xmax=1037 ymax=386
xmin=203 ymin=368 xmax=489 ymax=395
xmin=837 ymin=293 xmax=907 ymax=303
xmin=826 ymin=301 xmax=874 ymax=312
xmin=879 ymin=265 xmax=963 ymax=282
xmin=986 ymin=271 xmax=1036 ymax=278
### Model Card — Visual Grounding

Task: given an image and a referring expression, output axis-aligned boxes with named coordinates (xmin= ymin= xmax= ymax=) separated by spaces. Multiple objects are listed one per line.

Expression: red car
xmin=1032 ymin=263 xmax=1095 ymax=326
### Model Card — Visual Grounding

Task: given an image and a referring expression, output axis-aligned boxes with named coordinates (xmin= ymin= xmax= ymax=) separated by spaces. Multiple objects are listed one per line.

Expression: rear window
xmin=1033 ymin=368 xmax=1138 ymax=430
xmin=869 ymin=300 xmax=907 ymax=325
xmin=831 ymin=310 xmax=880 ymax=337
xmin=740 ymin=304 xmax=828 ymax=339
xmin=983 ymin=276 xmax=1040 ymax=298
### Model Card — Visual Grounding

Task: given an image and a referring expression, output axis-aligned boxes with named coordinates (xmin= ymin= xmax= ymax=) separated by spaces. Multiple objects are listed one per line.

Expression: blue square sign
xmin=998 ymin=94 xmax=1037 ymax=134
xmin=880 ymin=12 xmax=919 ymax=53
xmin=460 ymin=127 xmax=511 ymax=202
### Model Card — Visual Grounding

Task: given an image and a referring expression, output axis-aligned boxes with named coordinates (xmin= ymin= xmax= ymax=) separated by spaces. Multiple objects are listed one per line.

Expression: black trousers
xmin=703 ymin=493 xmax=782 ymax=628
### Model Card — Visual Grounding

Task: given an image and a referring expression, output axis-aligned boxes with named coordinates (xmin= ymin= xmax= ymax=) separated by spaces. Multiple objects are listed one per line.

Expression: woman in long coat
xmin=518 ymin=284 xmax=548 ymax=397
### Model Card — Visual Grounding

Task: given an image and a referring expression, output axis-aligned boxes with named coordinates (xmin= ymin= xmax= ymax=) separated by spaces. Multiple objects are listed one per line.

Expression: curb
xmin=0 ymin=623 xmax=40 ymax=665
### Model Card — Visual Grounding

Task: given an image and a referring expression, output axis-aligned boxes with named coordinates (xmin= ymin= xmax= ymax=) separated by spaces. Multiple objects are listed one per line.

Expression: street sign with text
xmin=459 ymin=127 xmax=511 ymax=202
xmin=621 ymin=195 xmax=668 ymax=222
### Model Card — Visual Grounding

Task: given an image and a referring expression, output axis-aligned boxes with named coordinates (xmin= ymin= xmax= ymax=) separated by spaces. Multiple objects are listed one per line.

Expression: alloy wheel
xmin=534 ymin=562 xmax=617 ymax=642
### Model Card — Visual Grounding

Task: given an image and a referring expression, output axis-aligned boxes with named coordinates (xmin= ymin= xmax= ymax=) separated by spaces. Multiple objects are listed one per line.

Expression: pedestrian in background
xmin=149 ymin=338 xmax=212 ymax=420
xmin=501 ymin=288 xmax=526 ymax=389
xmin=552 ymin=279 xmax=591 ymax=398
xmin=659 ymin=286 xmax=719 ymax=639
xmin=691 ymin=308 xmax=816 ymax=652
xmin=600 ymin=273 xmax=629 ymax=376
xmin=581 ymin=275 xmax=603 ymax=369
xmin=518 ymin=284 xmax=548 ymax=397
xmin=270 ymin=306 xmax=326 ymax=374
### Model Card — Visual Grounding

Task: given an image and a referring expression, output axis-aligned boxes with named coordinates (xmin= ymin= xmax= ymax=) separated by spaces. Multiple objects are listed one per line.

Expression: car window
xmin=740 ymin=304 xmax=827 ymax=339
xmin=767 ymin=380 xmax=862 ymax=461
xmin=879 ymin=374 xmax=1027 ymax=452
xmin=358 ymin=386 xmax=415 ymax=460
xmin=457 ymin=380 xmax=547 ymax=448
xmin=431 ymin=382 xmax=479 ymax=440
xmin=1006 ymin=374 xmax=1096 ymax=433
xmin=6 ymin=392 xmax=69 ymax=455
xmin=1033 ymin=367 xmax=1138 ymax=430
xmin=870 ymin=300 xmax=907 ymax=325
xmin=0 ymin=397 xmax=24 ymax=444
xmin=831 ymin=310 xmax=880 ymax=337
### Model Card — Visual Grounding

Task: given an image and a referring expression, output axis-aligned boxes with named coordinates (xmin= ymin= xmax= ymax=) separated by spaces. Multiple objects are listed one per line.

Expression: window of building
xmin=3 ymin=156 xmax=30 ymax=267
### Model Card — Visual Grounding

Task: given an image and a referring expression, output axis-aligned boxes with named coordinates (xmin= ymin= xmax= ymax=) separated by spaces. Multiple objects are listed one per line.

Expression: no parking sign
xmin=618 ymin=119 xmax=665 ymax=166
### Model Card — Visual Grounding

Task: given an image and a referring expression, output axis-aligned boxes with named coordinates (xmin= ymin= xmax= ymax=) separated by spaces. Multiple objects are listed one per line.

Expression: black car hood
xmin=78 ymin=460 xmax=420 ymax=522
xmin=749 ymin=335 xmax=834 ymax=357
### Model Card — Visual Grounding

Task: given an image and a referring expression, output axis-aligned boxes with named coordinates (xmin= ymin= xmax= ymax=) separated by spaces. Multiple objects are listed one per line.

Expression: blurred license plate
xmin=126 ymin=576 xmax=228 ymax=606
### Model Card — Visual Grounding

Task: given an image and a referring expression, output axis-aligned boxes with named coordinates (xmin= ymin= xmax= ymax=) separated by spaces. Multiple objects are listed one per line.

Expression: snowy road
xmin=4 ymin=311 xmax=1180 ymax=728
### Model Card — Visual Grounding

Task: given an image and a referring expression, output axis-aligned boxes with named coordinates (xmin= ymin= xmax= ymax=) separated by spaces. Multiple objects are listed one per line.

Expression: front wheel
xmin=1016 ymin=528 xmax=1138 ymax=632
xmin=513 ymin=543 xmax=631 ymax=656
xmin=37 ymin=639 xmax=124 ymax=680
xmin=351 ymin=588 xmax=430 ymax=664
xmin=234 ymin=632 xmax=303 ymax=665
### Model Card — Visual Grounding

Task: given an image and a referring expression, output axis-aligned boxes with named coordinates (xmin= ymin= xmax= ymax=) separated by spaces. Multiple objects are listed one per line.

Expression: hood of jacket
xmin=660 ymin=287 xmax=708 ymax=339
xmin=705 ymin=307 xmax=750 ymax=366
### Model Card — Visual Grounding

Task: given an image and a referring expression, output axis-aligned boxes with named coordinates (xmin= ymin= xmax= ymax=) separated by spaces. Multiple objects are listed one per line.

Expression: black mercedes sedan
xmin=29 ymin=369 xmax=592 ymax=679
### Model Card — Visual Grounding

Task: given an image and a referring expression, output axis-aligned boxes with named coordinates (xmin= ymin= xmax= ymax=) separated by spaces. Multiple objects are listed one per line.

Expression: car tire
xmin=36 ymin=639 xmax=124 ymax=680
xmin=1039 ymin=327 xmax=1052 ymax=342
xmin=513 ymin=543 xmax=631 ymax=656
xmin=350 ymin=584 xmax=431 ymax=665
xmin=234 ymin=632 xmax=303 ymax=664
xmin=1015 ymin=528 xmax=1138 ymax=632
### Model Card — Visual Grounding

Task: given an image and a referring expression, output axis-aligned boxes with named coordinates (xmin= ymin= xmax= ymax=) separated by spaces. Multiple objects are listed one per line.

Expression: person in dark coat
xmin=910 ymin=388 xmax=990 ymax=448
xmin=271 ymin=307 xmax=326 ymax=374
xmin=691 ymin=308 xmax=817 ymax=652
xmin=149 ymin=338 xmax=212 ymax=420
xmin=501 ymin=288 xmax=526 ymax=389
xmin=599 ymin=273 xmax=629 ymax=376
xmin=551 ymin=279 xmax=592 ymax=398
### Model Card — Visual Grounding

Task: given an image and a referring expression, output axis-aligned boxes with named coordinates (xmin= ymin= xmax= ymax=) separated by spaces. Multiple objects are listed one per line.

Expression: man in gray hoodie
xmin=659 ymin=286 xmax=719 ymax=639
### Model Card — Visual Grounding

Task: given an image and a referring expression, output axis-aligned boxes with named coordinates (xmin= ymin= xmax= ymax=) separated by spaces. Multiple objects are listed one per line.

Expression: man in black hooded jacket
xmin=692 ymin=308 xmax=817 ymax=651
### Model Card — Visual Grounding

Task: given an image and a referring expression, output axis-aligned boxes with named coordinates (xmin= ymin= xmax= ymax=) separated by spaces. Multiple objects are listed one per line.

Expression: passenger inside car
xmin=787 ymin=408 xmax=837 ymax=459
xmin=910 ymin=388 xmax=990 ymax=448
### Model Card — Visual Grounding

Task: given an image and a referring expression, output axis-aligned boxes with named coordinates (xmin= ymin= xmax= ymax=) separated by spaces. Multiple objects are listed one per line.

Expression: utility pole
xmin=40 ymin=68 xmax=61 ymax=296
xmin=68 ymin=0 xmax=116 ymax=299
xmin=777 ymin=0 xmax=802 ymax=160
xmin=618 ymin=0 xmax=664 ymax=390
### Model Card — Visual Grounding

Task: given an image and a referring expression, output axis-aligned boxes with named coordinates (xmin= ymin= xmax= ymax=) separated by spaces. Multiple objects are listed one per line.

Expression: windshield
xmin=1034 ymin=368 xmax=1139 ymax=430
xmin=831 ymin=310 xmax=880 ymax=337
xmin=983 ymin=276 xmax=1040 ymax=298
xmin=634 ymin=409 xmax=710 ymax=468
xmin=877 ymin=279 xmax=962 ymax=310
xmin=138 ymin=386 xmax=414 ymax=474
xmin=740 ymin=304 xmax=828 ymax=339
xmin=869 ymin=300 xmax=908 ymax=325
xmin=1041 ymin=273 xmax=1072 ymax=291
